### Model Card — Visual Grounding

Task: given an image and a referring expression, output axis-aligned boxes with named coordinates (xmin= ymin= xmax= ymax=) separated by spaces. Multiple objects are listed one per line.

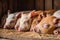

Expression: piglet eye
xmin=40 ymin=15 xmax=43 ymax=19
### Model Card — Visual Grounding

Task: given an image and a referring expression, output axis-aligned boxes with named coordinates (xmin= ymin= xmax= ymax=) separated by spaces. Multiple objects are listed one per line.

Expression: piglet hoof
xmin=4 ymin=27 xmax=6 ymax=29
xmin=35 ymin=27 xmax=41 ymax=33
xmin=15 ymin=27 xmax=21 ymax=32
xmin=15 ymin=26 xmax=26 ymax=32
xmin=15 ymin=26 xmax=18 ymax=31
xmin=4 ymin=25 xmax=6 ymax=29
xmin=4 ymin=25 xmax=10 ymax=29
xmin=15 ymin=26 xmax=22 ymax=32
xmin=17 ymin=27 xmax=22 ymax=32
xmin=53 ymin=30 xmax=59 ymax=35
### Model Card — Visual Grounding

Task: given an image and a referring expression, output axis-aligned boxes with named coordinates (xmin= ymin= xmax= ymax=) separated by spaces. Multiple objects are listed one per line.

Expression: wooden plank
xmin=35 ymin=0 xmax=44 ymax=10
xmin=45 ymin=0 xmax=53 ymax=10
xmin=54 ymin=0 xmax=60 ymax=10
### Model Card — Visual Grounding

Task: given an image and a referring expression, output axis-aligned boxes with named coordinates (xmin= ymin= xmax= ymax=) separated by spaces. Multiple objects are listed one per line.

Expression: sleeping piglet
xmin=15 ymin=10 xmax=37 ymax=31
xmin=4 ymin=10 xmax=21 ymax=29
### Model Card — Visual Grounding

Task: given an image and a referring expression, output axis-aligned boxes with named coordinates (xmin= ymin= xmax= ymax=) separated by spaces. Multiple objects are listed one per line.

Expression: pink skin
xmin=4 ymin=10 xmax=21 ymax=29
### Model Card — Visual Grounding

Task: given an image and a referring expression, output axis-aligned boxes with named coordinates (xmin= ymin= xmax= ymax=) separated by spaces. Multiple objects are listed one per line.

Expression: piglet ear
xmin=29 ymin=10 xmax=38 ymax=18
xmin=15 ymin=12 xmax=22 ymax=19
xmin=7 ymin=10 xmax=10 ymax=15
xmin=28 ymin=10 xmax=35 ymax=18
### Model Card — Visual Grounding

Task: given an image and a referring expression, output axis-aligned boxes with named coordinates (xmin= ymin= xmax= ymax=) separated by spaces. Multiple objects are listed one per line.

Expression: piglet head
xmin=19 ymin=11 xmax=36 ymax=31
xmin=4 ymin=10 xmax=21 ymax=29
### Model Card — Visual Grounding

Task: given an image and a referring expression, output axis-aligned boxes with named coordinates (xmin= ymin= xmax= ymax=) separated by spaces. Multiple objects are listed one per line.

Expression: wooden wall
xmin=0 ymin=0 xmax=60 ymax=20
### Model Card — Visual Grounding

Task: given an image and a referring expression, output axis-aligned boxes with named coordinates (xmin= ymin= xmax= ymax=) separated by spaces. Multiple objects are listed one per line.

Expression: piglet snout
xmin=53 ymin=30 xmax=59 ymax=35
xmin=43 ymin=23 xmax=50 ymax=29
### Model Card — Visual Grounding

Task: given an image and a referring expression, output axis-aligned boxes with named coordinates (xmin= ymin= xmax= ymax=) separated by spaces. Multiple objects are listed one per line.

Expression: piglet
xmin=30 ymin=11 xmax=44 ymax=33
xmin=15 ymin=10 xmax=37 ymax=31
xmin=4 ymin=10 xmax=21 ymax=29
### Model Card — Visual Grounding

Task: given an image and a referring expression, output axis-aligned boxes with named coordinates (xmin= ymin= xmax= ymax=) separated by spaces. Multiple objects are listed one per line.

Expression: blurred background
xmin=0 ymin=0 xmax=60 ymax=21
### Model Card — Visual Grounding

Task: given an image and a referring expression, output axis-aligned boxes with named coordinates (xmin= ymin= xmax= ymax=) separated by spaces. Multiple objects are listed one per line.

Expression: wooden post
xmin=13 ymin=0 xmax=18 ymax=12
xmin=2 ymin=0 xmax=8 ymax=14
xmin=54 ymin=0 xmax=60 ymax=10
xmin=45 ymin=0 xmax=53 ymax=10
xmin=0 ymin=1 xmax=2 ymax=20
xmin=35 ymin=0 xmax=44 ymax=10
xmin=9 ymin=0 xmax=14 ymax=12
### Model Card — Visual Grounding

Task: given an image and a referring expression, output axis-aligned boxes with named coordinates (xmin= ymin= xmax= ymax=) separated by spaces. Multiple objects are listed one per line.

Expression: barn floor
xmin=0 ymin=29 xmax=60 ymax=40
